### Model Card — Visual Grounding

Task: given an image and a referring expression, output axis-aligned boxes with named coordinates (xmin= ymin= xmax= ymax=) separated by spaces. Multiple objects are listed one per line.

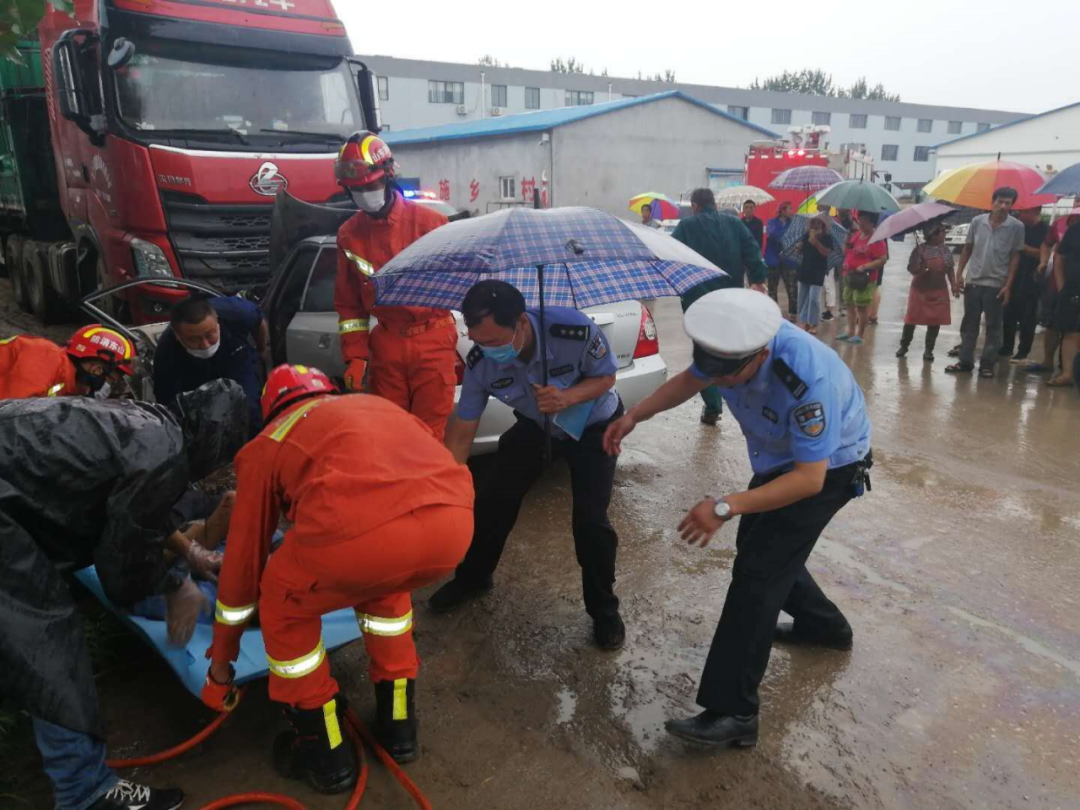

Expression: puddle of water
xmin=947 ymin=606 xmax=1080 ymax=679
xmin=817 ymin=538 xmax=914 ymax=595
xmin=556 ymin=686 xmax=577 ymax=724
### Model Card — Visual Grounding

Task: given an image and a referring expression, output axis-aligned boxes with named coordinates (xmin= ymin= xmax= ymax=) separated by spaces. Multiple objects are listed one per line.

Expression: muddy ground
xmin=2 ymin=237 xmax=1078 ymax=809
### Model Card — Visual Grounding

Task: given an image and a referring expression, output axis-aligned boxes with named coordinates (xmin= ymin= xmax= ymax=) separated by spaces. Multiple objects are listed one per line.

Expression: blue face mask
xmin=480 ymin=324 xmax=520 ymax=363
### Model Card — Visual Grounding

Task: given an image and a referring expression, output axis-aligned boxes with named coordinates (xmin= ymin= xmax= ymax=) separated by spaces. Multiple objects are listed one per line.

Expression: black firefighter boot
xmin=273 ymin=695 xmax=357 ymax=794
xmin=374 ymin=678 xmax=419 ymax=763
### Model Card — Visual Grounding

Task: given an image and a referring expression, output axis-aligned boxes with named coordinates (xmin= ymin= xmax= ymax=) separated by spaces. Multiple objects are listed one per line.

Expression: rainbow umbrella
xmin=796 ymin=194 xmax=837 ymax=216
xmin=629 ymin=192 xmax=680 ymax=220
xmin=923 ymin=159 xmax=1056 ymax=210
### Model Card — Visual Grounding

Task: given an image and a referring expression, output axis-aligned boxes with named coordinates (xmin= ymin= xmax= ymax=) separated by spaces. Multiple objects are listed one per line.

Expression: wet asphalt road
xmin=3 ymin=235 xmax=1079 ymax=808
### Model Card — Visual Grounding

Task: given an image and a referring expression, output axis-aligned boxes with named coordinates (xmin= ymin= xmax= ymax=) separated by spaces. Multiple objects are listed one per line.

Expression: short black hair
xmin=461 ymin=280 xmax=526 ymax=328
xmin=992 ymin=186 xmax=1019 ymax=203
xmin=690 ymin=188 xmax=716 ymax=210
xmin=171 ymin=294 xmax=217 ymax=328
xmin=857 ymin=210 xmax=879 ymax=222
xmin=743 ymin=199 xmax=756 ymax=207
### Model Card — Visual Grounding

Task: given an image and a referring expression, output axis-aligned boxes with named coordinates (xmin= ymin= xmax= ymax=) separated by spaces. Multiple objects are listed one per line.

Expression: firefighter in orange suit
xmin=202 ymin=365 xmax=474 ymax=793
xmin=333 ymin=130 xmax=458 ymax=438
xmin=0 ymin=325 xmax=137 ymax=400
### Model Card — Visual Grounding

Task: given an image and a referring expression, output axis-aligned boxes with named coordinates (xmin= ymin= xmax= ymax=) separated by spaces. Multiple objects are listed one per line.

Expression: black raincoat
xmin=0 ymin=380 xmax=247 ymax=738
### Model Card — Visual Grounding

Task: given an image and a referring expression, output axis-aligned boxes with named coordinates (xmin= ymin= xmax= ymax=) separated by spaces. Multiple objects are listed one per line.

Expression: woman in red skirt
xmin=896 ymin=224 xmax=957 ymax=362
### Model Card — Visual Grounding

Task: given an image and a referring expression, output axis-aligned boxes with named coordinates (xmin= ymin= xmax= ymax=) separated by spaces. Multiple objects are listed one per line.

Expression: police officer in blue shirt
xmin=430 ymin=280 xmax=627 ymax=649
xmin=604 ymin=288 xmax=872 ymax=747
xmin=154 ymin=294 xmax=269 ymax=436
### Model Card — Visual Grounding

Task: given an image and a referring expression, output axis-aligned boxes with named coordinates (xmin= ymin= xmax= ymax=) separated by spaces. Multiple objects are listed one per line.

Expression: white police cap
xmin=684 ymin=289 xmax=783 ymax=358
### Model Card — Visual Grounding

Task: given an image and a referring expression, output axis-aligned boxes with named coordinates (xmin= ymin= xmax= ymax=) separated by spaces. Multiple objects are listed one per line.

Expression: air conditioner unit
xmin=456 ymin=105 xmax=467 ymax=115
xmin=491 ymin=107 xmax=502 ymax=116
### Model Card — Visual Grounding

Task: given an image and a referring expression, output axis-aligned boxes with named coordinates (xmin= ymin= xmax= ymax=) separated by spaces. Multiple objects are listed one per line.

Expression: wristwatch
xmin=712 ymin=498 xmax=733 ymax=521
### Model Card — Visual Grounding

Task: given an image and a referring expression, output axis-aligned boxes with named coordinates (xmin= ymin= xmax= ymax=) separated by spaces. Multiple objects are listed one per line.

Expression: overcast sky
xmin=341 ymin=0 xmax=1079 ymax=114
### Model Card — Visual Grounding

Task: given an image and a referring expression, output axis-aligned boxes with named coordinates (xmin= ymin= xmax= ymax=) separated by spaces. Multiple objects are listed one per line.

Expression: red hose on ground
xmin=105 ymin=688 xmax=431 ymax=810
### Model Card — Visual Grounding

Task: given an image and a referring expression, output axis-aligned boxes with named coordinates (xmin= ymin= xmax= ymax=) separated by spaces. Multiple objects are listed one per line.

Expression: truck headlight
xmin=130 ymin=238 xmax=174 ymax=278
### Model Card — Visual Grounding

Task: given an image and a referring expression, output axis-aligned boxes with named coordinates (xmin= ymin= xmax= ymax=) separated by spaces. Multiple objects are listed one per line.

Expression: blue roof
xmin=933 ymin=99 xmax=1080 ymax=150
xmin=383 ymin=90 xmax=779 ymax=146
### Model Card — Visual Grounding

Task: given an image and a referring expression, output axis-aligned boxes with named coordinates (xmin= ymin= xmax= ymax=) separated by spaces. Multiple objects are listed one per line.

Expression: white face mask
xmin=185 ymin=340 xmax=221 ymax=360
xmin=356 ymin=188 xmax=386 ymax=213
xmin=94 ymin=382 xmax=112 ymax=400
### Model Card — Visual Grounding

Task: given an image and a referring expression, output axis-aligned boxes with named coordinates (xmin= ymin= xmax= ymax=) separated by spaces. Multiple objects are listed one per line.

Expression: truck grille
xmin=161 ymin=192 xmax=273 ymax=287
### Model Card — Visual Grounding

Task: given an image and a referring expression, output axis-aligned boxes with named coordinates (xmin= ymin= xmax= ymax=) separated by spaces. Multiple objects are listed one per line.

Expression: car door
xmin=285 ymin=245 xmax=346 ymax=377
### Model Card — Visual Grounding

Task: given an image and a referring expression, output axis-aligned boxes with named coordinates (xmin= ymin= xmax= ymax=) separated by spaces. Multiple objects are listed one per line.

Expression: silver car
xmin=262 ymin=235 xmax=668 ymax=454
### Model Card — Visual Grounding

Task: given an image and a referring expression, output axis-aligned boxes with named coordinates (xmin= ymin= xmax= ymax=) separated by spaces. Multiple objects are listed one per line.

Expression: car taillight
xmin=454 ymin=352 xmax=466 ymax=385
xmin=633 ymin=305 xmax=659 ymax=358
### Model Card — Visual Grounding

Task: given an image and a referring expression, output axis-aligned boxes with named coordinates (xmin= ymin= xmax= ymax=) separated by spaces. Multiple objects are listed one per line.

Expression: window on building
xmin=491 ymin=84 xmax=507 ymax=108
xmin=812 ymin=111 xmax=831 ymax=125
xmin=849 ymin=113 xmax=867 ymax=129
xmin=565 ymin=90 xmax=593 ymax=106
xmin=428 ymin=80 xmax=464 ymax=104
xmin=499 ymin=176 xmax=516 ymax=200
xmin=947 ymin=120 xmax=963 ymax=134
xmin=914 ymin=146 xmax=931 ymax=162
xmin=525 ymin=87 xmax=540 ymax=109
xmin=917 ymin=118 xmax=932 ymax=133
xmin=976 ymin=122 xmax=991 ymax=133
xmin=771 ymin=108 xmax=792 ymax=125
xmin=884 ymin=116 xmax=901 ymax=131
xmin=843 ymin=142 xmax=867 ymax=154
xmin=727 ymin=105 xmax=749 ymax=120
xmin=377 ymin=76 xmax=389 ymax=101
xmin=881 ymin=144 xmax=899 ymax=161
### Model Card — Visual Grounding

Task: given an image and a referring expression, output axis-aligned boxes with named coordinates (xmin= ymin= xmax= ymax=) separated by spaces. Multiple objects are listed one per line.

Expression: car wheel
xmin=25 ymin=247 xmax=66 ymax=325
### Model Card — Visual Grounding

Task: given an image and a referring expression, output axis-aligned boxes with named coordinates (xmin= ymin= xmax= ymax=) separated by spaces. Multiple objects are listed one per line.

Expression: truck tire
xmin=25 ymin=246 xmax=66 ymax=325
xmin=10 ymin=244 xmax=31 ymax=313
xmin=0 ymin=236 xmax=14 ymax=279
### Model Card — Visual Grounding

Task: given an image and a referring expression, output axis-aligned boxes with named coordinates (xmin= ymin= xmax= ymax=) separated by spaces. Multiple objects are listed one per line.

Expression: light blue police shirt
xmin=691 ymin=321 xmax=871 ymax=475
xmin=457 ymin=307 xmax=619 ymax=439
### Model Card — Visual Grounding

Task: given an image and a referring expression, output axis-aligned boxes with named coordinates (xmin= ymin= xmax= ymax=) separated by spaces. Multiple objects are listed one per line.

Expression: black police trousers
xmin=697 ymin=459 xmax=861 ymax=716
xmin=455 ymin=407 xmax=622 ymax=618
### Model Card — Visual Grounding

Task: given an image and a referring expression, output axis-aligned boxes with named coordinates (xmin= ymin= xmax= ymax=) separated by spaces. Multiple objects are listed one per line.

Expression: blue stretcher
xmin=74 ymin=567 xmax=364 ymax=698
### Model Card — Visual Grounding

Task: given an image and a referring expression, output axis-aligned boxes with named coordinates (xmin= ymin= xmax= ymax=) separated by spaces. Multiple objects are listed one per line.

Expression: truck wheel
xmin=10 ymin=246 xmax=31 ymax=313
xmin=25 ymin=247 xmax=66 ymax=325
xmin=0 ymin=236 xmax=14 ymax=279
xmin=96 ymin=255 xmax=130 ymax=323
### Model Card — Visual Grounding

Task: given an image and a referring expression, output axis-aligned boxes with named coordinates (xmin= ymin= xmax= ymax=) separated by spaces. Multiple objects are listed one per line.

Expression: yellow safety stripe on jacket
xmin=323 ymin=698 xmax=344 ymax=750
xmin=215 ymin=600 xmax=256 ymax=626
xmin=267 ymin=640 xmax=326 ymax=680
xmin=46 ymin=383 xmax=65 ymax=397
xmin=355 ymin=609 xmax=413 ymax=637
xmin=338 ymin=318 xmax=369 ymax=335
xmin=0 ymin=335 xmax=18 ymax=344
xmin=393 ymin=678 xmax=408 ymax=720
xmin=342 ymin=249 xmax=375 ymax=277
xmin=268 ymin=399 xmax=323 ymax=443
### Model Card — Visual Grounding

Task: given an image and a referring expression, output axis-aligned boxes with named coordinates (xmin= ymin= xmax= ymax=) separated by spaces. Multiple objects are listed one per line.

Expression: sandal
xmin=1046 ymin=376 xmax=1074 ymax=387
xmin=947 ymin=347 xmax=961 ymax=357
xmin=944 ymin=363 xmax=973 ymax=374
xmin=868 ymin=317 xmax=879 ymax=326
xmin=978 ymin=368 xmax=995 ymax=379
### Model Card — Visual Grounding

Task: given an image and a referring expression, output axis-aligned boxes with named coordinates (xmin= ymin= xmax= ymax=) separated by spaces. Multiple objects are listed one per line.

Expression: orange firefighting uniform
xmin=334 ymin=193 xmax=458 ymax=438
xmin=209 ymin=394 xmax=474 ymax=710
xmin=0 ymin=335 xmax=78 ymax=399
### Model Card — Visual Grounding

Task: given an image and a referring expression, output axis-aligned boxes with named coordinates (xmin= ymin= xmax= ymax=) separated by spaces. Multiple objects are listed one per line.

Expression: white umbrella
xmin=713 ymin=185 xmax=774 ymax=208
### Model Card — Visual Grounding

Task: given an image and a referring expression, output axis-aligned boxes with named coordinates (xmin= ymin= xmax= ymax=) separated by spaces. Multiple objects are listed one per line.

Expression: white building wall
xmin=932 ymin=104 xmax=1080 ymax=178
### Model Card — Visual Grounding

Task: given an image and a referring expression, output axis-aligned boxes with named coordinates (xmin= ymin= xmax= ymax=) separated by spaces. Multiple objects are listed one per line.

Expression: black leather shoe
xmin=665 ymin=711 xmax=758 ymax=748
xmin=774 ymin=621 xmax=853 ymax=651
xmin=700 ymin=407 xmax=721 ymax=426
xmin=428 ymin=576 xmax=493 ymax=613
xmin=593 ymin=612 xmax=626 ymax=650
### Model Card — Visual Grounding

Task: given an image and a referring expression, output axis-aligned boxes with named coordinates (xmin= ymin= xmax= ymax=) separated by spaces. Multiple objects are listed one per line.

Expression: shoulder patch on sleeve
xmin=549 ymin=323 xmax=591 ymax=342
xmin=466 ymin=345 xmax=485 ymax=369
xmin=772 ymin=358 xmax=809 ymax=400
xmin=587 ymin=333 xmax=608 ymax=360
xmin=793 ymin=402 xmax=826 ymax=437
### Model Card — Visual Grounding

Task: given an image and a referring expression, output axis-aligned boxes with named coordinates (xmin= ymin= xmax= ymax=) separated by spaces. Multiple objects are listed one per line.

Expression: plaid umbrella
xmin=780 ymin=214 xmax=848 ymax=271
xmin=768 ymin=166 xmax=844 ymax=192
xmin=374 ymin=205 xmax=727 ymax=455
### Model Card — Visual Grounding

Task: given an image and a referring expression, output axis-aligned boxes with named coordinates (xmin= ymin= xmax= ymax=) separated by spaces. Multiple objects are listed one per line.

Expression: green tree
xmin=1 ymin=0 xmax=73 ymax=62
xmin=550 ymin=57 xmax=586 ymax=74
xmin=844 ymin=76 xmax=900 ymax=102
xmin=477 ymin=55 xmax=505 ymax=68
xmin=749 ymin=69 xmax=900 ymax=102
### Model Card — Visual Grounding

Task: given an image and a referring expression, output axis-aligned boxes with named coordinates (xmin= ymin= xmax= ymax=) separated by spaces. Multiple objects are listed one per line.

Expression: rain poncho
xmin=0 ymin=381 xmax=247 ymax=738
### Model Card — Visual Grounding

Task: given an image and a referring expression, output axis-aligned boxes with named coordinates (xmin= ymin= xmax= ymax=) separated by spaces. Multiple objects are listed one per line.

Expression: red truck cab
xmin=744 ymin=142 xmax=831 ymax=224
xmin=36 ymin=0 xmax=378 ymax=323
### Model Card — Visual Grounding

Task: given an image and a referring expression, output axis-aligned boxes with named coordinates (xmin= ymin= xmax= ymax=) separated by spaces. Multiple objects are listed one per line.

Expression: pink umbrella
xmin=869 ymin=202 xmax=956 ymax=244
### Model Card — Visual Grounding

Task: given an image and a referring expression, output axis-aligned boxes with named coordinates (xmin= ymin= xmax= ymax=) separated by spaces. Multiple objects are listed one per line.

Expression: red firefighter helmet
xmin=335 ymin=130 xmax=395 ymax=188
xmin=261 ymin=364 xmax=337 ymax=422
xmin=65 ymin=325 xmax=137 ymax=375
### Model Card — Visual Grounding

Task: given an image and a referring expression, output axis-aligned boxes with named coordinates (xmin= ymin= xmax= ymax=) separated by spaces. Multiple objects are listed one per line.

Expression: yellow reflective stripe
xmin=215 ymin=600 xmax=256 ymax=626
xmin=46 ymin=383 xmax=65 ymax=397
xmin=343 ymin=249 xmax=375 ymax=277
xmin=0 ymin=336 xmax=18 ymax=345
xmin=338 ymin=318 xmax=369 ymax=335
xmin=267 ymin=641 xmax=326 ymax=680
xmin=356 ymin=609 xmax=413 ymax=637
xmin=392 ymin=678 xmax=408 ymax=721
xmin=323 ymin=698 xmax=343 ymax=750
xmin=267 ymin=399 xmax=323 ymax=443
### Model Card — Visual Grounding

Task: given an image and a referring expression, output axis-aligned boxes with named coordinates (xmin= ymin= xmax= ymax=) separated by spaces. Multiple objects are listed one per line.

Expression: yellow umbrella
xmin=796 ymin=194 xmax=837 ymax=216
